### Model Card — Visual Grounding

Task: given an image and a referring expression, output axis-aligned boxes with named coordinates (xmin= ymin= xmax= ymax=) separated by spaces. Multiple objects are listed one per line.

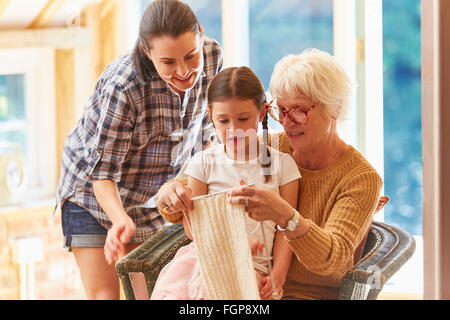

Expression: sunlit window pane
xmin=249 ymin=0 xmax=333 ymax=132
xmin=184 ymin=0 xmax=221 ymax=43
xmin=139 ymin=0 xmax=221 ymax=43
xmin=382 ymin=0 xmax=422 ymax=236
xmin=0 ymin=74 xmax=26 ymax=122
xmin=0 ymin=130 xmax=27 ymax=152
xmin=0 ymin=74 xmax=27 ymax=157
xmin=249 ymin=0 xmax=333 ymax=89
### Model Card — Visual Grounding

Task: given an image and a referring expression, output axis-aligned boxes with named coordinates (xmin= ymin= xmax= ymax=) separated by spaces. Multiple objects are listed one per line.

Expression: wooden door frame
xmin=421 ymin=0 xmax=450 ymax=300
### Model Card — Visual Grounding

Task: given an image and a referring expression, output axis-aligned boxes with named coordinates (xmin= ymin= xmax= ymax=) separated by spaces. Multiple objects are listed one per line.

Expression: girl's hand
xmin=156 ymin=180 xmax=194 ymax=215
xmin=104 ymin=216 xmax=136 ymax=265
xmin=250 ymin=239 xmax=264 ymax=256
xmin=259 ymin=276 xmax=284 ymax=300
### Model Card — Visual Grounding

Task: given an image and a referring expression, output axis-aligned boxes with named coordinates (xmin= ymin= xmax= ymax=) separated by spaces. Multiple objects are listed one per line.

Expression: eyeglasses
xmin=266 ymin=100 xmax=317 ymax=125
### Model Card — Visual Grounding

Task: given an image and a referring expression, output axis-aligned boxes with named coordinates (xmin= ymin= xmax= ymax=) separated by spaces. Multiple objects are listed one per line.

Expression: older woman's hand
xmin=226 ymin=181 xmax=293 ymax=226
xmin=156 ymin=179 xmax=194 ymax=216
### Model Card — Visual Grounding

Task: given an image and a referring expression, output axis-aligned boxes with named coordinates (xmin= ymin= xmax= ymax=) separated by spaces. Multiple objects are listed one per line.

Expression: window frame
xmin=220 ymin=0 xmax=385 ymax=188
xmin=130 ymin=0 xmax=385 ymax=206
xmin=334 ymin=0 xmax=385 ymax=220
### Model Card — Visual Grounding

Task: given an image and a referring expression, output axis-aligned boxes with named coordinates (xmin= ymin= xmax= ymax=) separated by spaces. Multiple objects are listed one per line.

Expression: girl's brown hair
xmin=207 ymin=66 xmax=272 ymax=182
xmin=133 ymin=0 xmax=201 ymax=82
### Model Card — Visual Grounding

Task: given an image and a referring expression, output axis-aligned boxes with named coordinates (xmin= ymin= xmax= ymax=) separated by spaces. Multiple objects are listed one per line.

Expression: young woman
xmin=56 ymin=0 xmax=222 ymax=299
xmin=150 ymin=66 xmax=300 ymax=300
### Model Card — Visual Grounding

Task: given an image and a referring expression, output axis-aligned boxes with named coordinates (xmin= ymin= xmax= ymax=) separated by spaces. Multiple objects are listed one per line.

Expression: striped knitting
xmin=190 ymin=192 xmax=260 ymax=300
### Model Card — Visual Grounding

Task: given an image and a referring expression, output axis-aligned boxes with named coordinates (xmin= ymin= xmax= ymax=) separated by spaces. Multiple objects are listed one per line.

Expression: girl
xmin=56 ymin=0 xmax=222 ymax=300
xmin=150 ymin=66 xmax=300 ymax=300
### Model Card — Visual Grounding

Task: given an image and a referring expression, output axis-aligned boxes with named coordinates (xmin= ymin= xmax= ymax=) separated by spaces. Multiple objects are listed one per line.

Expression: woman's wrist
xmin=100 ymin=200 xmax=130 ymax=226
xmin=92 ymin=179 xmax=130 ymax=225
xmin=275 ymin=202 xmax=296 ymax=228
xmin=110 ymin=208 xmax=132 ymax=226
xmin=274 ymin=202 xmax=311 ymax=240
xmin=284 ymin=218 xmax=311 ymax=240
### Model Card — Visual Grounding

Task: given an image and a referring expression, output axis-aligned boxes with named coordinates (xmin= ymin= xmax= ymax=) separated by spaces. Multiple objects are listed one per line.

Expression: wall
xmin=0 ymin=206 xmax=84 ymax=299
xmin=0 ymin=0 xmax=123 ymax=300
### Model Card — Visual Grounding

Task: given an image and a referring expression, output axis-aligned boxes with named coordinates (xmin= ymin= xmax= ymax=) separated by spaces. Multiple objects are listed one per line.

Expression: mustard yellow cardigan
xmin=159 ymin=132 xmax=383 ymax=300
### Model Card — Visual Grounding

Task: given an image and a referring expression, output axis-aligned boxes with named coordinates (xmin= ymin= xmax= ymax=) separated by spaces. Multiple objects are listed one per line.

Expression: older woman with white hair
xmin=156 ymin=48 xmax=383 ymax=300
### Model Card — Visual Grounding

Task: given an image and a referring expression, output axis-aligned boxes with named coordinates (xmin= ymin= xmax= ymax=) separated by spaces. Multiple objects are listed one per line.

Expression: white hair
xmin=269 ymin=48 xmax=355 ymax=120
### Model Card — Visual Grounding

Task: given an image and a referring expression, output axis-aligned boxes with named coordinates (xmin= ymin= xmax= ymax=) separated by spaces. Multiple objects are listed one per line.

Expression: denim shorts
xmin=61 ymin=200 xmax=107 ymax=251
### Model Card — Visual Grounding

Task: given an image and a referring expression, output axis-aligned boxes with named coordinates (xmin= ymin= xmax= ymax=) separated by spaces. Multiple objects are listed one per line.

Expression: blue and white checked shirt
xmin=56 ymin=37 xmax=223 ymax=242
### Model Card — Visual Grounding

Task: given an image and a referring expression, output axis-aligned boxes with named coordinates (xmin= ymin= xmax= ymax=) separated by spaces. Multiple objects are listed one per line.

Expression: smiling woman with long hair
xmin=56 ymin=0 xmax=222 ymax=300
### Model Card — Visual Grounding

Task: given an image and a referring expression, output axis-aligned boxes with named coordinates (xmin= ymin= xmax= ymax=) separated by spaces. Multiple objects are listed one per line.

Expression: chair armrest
xmin=115 ymin=224 xmax=192 ymax=299
xmin=338 ymin=221 xmax=416 ymax=300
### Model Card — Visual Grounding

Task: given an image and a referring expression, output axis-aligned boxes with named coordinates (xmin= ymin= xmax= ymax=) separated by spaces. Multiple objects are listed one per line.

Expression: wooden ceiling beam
xmin=100 ymin=0 xmax=117 ymax=20
xmin=27 ymin=0 xmax=66 ymax=29
xmin=0 ymin=0 xmax=11 ymax=19
xmin=0 ymin=28 xmax=91 ymax=49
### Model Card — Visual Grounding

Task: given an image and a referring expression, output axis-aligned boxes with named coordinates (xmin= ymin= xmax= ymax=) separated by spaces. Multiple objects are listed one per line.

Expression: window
xmin=184 ymin=0 xmax=222 ymax=43
xmin=382 ymin=0 xmax=422 ymax=236
xmin=0 ymin=74 xmax=27 ymax=206
xmin=0 ymin=74 xmax=27 ymax=151
xmin=249 ymin=0 xmax=334 ymax=132
xmin=0 ymin=48 xmax=56 ymax=206
xmin=139 ymin=0 xmax=222 ymax=43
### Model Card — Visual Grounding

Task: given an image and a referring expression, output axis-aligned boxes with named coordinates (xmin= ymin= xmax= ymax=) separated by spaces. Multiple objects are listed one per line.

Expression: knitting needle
xmin=192 ymin=184 xmax=256 ymax=201
xmin=259 ymin=221 xmax=278 ymax=299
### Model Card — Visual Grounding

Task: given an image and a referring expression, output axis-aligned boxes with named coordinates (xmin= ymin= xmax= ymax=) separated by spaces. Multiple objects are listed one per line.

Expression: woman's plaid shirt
xmin=56 ymin=37 xmax=222 ymax=242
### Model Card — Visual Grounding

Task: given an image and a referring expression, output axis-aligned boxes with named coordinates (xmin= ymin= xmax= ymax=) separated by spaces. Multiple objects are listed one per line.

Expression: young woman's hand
xmin=104 ymin=216 xmax=136 ymax=265
xmin=156 ymin=180 xmax=194 ymax=217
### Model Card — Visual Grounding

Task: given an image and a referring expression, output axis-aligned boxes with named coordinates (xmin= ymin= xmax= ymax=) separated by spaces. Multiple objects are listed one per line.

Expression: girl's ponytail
xmin=261 ymin=110 xmax=272 ymax=183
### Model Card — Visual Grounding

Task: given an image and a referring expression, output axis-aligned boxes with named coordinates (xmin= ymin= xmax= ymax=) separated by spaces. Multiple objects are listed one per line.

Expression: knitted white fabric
xmin=190 ymin=191 xmax=260 ymax=300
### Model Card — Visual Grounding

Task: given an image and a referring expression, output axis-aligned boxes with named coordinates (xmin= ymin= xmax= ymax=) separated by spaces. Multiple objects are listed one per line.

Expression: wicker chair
xmin=116 ymin=221 xmax=415 ymax=300
xmin=337 ymin=221 xmax=416 ymax=299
